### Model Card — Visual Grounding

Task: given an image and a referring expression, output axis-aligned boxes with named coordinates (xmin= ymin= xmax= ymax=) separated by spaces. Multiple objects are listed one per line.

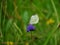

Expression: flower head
xmin=29 ymin=14 xmax=39 ymax=24
xmin=7 ymin=42 xmax=13 ymax=45
xmin=25 ymin=41 xmax=29 ymax=45
xmin=27 ymin=24 xmax=35 ymax=32
xmin=46 ymin=18 xmax=54 ymax=25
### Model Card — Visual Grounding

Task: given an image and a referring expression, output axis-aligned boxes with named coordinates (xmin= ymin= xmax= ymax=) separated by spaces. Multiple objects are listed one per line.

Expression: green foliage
xmin=22 ymin=11 xmax=29 ymax=25
xmin=0 ymin=0 xmax=60 ymax=45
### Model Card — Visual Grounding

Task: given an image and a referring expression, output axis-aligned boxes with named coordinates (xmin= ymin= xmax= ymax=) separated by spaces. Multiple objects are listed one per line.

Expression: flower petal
xmin=46 ymin=18 xmax=54 ymax=25
xmin=27 ymin=24 xmax=35 ymax=32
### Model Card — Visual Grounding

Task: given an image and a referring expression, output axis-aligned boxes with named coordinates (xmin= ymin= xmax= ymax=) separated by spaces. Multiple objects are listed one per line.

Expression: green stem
xmin=55 ymin=34 xmax=57 ymax=45
xmin=43 ymin=25 xmax=58 ymax=45
xmin=51 ymin=0 xmax=59 ymax=23
xmin=14 ymin=22 xmax=23 ymax=35
xmin=43 ymin=0 xmax=59 ymax=45
xmin=31 ymin=31 xmax=33 ymax=45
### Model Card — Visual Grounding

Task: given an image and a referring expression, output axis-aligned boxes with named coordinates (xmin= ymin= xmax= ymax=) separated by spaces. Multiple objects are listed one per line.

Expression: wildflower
xmin=46 ymin=18 xmax=54 ymax=25
xmin=27 ymin=24 xmax=35 ymax=32
xmin=7 ymin=42 xmax=13 ymax=45
xmin=25 ymin=41 xmax=29 ymax=45
xmin=29 ymin=14 xmax=39 ymax=24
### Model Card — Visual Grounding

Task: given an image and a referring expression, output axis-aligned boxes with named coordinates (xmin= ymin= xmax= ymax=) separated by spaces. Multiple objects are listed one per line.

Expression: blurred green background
xmin=0 ymin=0 xmax=60 ymax=45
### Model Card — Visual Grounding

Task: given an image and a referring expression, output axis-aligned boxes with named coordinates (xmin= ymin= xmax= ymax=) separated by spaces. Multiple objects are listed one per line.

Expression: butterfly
xmin=29 ymin=14 xmax=39 ymax=24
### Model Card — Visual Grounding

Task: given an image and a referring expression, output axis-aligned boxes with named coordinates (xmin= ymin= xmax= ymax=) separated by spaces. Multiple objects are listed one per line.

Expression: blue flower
xmin=27 ymin=24 xmax=35 ymax=32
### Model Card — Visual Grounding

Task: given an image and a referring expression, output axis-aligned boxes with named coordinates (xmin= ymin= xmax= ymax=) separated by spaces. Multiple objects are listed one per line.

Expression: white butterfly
xmin=29 ymin=14 xmax=39 ymax=24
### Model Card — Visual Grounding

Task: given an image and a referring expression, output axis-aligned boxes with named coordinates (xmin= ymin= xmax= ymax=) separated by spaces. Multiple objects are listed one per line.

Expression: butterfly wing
xmin=29 ymin=14 xmax=39 ymax=24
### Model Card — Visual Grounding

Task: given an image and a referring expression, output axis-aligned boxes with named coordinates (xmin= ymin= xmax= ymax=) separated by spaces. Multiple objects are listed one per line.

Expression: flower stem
xmin=31 ymin=31 xmax=33 ymax=45
xmin=51 ymin=0 xmax=59 ymax=24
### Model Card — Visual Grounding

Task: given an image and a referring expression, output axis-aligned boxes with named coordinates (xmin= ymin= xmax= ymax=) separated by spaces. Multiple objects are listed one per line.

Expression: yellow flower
xmin=25 ymin=41 xmax=29 ymax=45
xmin=46 ymin=18 xmax=54 ymax=25
xmin=7 ymin=42 xmax=13 ymax=45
